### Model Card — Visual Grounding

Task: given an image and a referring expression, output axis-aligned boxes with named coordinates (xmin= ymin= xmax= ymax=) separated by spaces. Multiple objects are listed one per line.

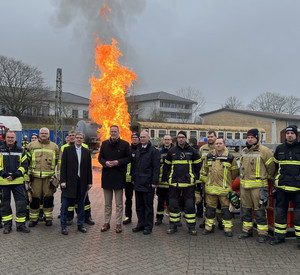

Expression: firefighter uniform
xmin=27 ymin=138 xmax=59 ymax=223
xmin=124 ymin=143 xmax=138 ymax=224
xmin=0 ymin=142 xmax=28 ymax=231
xmin=202 ymin=149 xmax=239 ymax=235
xmin=239 ymin=140 xmax=275 ymax=238
xmin=58 ymin=142 xmax=93 ymax=224
xmin=165 ymin=140 xmax=201 ymax=235
xmin=271 ymin=125 xmax=300 ymax=248
xmin=155 ymin=144 xmax=173 ymax=224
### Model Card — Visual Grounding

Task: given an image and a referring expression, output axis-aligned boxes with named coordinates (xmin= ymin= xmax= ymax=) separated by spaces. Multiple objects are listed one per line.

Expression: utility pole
xmin=54 ymin=68 xmax=63 ymax=147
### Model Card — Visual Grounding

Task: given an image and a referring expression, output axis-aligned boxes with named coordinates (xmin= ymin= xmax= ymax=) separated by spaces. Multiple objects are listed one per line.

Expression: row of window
xmin=160 ymin=101 xmax=191 ymax=110
xmin=147 ymin=129 xmax=255 ymax=141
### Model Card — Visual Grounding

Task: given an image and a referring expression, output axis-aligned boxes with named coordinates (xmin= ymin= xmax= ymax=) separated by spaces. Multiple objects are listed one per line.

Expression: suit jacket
xmin=60 ymin=144 xmax=92 ymax=200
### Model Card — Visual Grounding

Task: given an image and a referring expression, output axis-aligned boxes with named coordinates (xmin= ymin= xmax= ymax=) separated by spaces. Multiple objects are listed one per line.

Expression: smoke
xmin=50 ymin=0 xmax=146 ymax=91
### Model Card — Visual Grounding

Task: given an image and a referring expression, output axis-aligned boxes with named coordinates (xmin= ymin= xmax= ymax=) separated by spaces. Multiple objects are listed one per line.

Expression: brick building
xmin=200 ymin=108 xmax=300 ymax=144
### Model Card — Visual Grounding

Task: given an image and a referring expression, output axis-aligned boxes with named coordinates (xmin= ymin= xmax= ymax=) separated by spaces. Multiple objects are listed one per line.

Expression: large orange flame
xmin=99 ymin=3 xmax=111 ymax=22
xmin=89 ymin=38 xmax=137 ymax=144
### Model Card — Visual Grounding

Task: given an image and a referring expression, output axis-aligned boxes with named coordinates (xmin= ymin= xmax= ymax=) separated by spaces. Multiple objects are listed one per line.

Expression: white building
xmin=23 ymin=91 xmax=90 ymax=119
xmin=127 ymin=91 xmax=197 ymax=123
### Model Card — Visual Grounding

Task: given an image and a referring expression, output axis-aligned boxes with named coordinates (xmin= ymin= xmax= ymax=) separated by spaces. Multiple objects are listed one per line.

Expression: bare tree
xmin=222 ymin=96 xmax=243 ymax=109
xmin=248 ymin=92 xmax=286 ymax=113
xmin=0 ymin=55 xmax=49 ymax=117
xmin=284 ymin=96 xmax=300 ymax=115
xmin=149 ymin=107 xmax=167 ymax=122
xmin=176 ymin=86 xmax=206 ymax=123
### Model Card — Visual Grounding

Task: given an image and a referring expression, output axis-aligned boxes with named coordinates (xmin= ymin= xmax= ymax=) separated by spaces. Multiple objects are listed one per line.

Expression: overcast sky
xmin=1 ymin=0 xmax=300 ymax=112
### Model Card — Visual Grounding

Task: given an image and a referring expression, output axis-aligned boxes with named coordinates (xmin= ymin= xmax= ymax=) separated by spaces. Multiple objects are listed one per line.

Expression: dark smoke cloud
xmin=50 ymin=0 xmax=146 ymax=89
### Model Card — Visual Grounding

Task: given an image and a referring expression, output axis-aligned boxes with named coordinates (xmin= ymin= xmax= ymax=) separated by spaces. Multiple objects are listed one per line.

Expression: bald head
xmin=140 ymin=131 xmax=150 ymax=146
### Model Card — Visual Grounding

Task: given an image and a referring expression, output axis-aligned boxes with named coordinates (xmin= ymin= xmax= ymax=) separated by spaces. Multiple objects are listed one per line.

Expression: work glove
xmin=195 ymin=191 xmax=202 ymax=204
xmin=227 ymin=192 xmax=240 ymax=209
xmin=258 ymin=187 xmax=268 ymax=208
xmin=50 ymin=175 xmax=59 ymax=188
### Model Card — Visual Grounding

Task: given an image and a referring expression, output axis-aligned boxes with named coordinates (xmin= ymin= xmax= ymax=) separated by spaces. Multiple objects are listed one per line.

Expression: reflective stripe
xmin=30 ymin=213 xmax=39 ymax=218
xmin=257 ymin=224 xmax=268 ymax=231
xmin=44 ymin=211 xmax=52 ymax=217
xmin=240 ymin=179 xmax=268 ymax=188
xmin=172 ymin=160 xmax=189 ymax=164
xmin=68 ymin=206 xmax=75 ymax=211
xmin=0 ymin=177 xmax=24 ymax=185
xmin=243 ymin=221 xmax=253 ymax=227
xmin=169 ymin=182 xmax=195 ymax=188
xmin=277 ymin=160 xmax=300 ymax=165
xmin=193 ymin=158 xmax=202 ymax=164
xmin=222 ymin=220 xmax=233 ymax=228
xmin=241 ymin=153 xmax=261 ymax=157
xmin=275 ymin=223 xmax=287 ymax=229
xmin=0 ymin=152 xmax=22 ymax=156
xmin=265 ymin=157 xmax=274 ymax=166
xmin=156 ymin=211 xmax=164 ymax=215
xmin=216 ymin=208 xmax=222 ymax=214
xmin=16 ymin=217 xmax=26 ymax=223
xmin=295 ymin=231 xmax=300 ymax=237
xmin=294 ymin=225 xmax=300 ymax=231
xmin=2 ymin=214 xmax=13 ymax=221
xmin=256 ymin=157 xmax=260 ymax=179
xmin=206 ymin=218 xmax=215 ymax=227
xmin=126 ymin=163 xmax=132 ymax=182
xmin=276 ymin=185 xmax=300 ymax=192
xmin=275 ymin=228 xmax=287 ymax=234
xmin=84 ymin=204 xmax=91 ymax=211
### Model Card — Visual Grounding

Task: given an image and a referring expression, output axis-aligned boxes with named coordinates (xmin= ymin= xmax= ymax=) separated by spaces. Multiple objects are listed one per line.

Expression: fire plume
xmin=89 ymin=38 xmax=137 ymax=144
xmin=99 ymin=3 xmax=111 ymax=22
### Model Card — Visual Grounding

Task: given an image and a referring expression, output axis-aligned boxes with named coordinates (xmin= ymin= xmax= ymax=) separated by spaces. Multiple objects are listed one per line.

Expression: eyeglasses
xmin=177 ymin=136 xmax=186 ymax=139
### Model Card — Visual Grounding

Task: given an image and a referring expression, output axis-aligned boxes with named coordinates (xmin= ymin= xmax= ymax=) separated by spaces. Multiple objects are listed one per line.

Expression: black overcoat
xmin=60 ymin=145 xmax=92 ymax=200
xmin=133 ymin=142 xmax=160 ymax=192
xmin=98 ymin=138 xmax=131 ymax=189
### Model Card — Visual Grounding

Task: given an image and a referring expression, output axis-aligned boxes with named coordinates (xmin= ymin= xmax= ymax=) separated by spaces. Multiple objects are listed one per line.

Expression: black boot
xmin=17 ymin=224 xmax=30 ymax=233
xmin=167 ymin=224 xmax=177 ymax=234
xmin=238 ymin=230 xmax=253 ymax=239
xmin=270 ymin=237 xmax=285 ymax=246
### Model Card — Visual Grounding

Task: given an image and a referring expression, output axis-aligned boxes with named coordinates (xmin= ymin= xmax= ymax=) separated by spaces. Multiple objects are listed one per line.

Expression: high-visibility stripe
xmin=265 ymin=157 xmax=274 ymax=166
xmin=68 ymin=206 xmax=75 ymax=211
xmin=257 ymin=224 xmax=268 ymax=231
xmin=0 ymin=177 xmax=24 ymax=185
xmin=44 ymin=211 xmax=52 ymax=217
xmin=243 ymin=221 xmax=253 ymax=227
xmin=241 ymin=153 xmax=261 ymax=157
xmin=294 ymin=225 xmax=300 ymax=231
xmin=206 ymin=186 xmax=230 ymax=195
xmin=275 ymin=228 xmax=287 ymax=234
xmin=216 ymin=208 xmax=222 ymax=214
xmin=170 ymin=212 xmax=181 ymax=217
xmin=16 ymin=217 xmax=26 ymax=223
xmin=84 ymin=204 xmax=91 ymax=211
xmin=240 ymin=179 xmax=268 ymax=188
xmin=126 ymin=163 xmax=132 ymax=182
xmin=193 ymin=158 xmax=202 ymax=164
xmin=275 ymin=223 xmax=287 ymax=229
xmin=256 ymin=157 xmax=261 ymax=179
xmin=1 ymin=152 xmax=22 ymax=156
xmin=185 ymin=213 xmax=195 ymax=218
xmin=169 ymin=182 xmax=195 ymax=188
xmin=277 ymin=160 xmax=300 ymax=165
xmin=2 ymin=214 xmax=13 ymax=221
xmin=206 ymin=218 xmax=215 ymax=227
xmin=156 ymin=211 xmax=164 ymax=215
xmin=222 ymin=220 xmax=233 ymax=228
xmin=172 ymin=160 xmax=189 ymax=164
xmin=30 ymin=213 xmax=39 ymax=218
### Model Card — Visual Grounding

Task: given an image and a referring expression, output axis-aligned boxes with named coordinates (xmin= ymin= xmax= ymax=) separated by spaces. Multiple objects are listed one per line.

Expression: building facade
xmin=127 ymin=91 xmax=197 ymax=123
xmin=200 ymin=108 xmax=300 ymax=144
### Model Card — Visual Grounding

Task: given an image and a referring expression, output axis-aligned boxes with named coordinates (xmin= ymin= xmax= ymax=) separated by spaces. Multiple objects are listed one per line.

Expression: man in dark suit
xmin=60 ymin=131 xmax=93 ymax=235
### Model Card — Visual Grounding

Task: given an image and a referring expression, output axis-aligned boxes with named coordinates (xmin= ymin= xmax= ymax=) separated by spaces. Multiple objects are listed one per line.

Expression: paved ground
xmin=2 ymin=167 xmax=300 ymax=275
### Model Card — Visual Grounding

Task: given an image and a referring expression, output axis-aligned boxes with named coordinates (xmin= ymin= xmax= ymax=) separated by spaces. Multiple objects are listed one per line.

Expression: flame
xmin=99 ymin=3 xmax=111 ymax=22
xmin=89 ymin=38 xmax=137 ymax=144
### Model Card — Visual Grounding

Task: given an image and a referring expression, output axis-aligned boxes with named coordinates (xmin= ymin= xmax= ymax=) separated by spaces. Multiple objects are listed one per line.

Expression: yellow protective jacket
xmin=202 ymin=149 xmax=239 ymax=195
xmin=27 ymin=138 xmax=59 ymax=178
xmin=240 ymin=142 xmax=275 ymax=189
xmin=199 ymin=143 xmax=215 ymax=182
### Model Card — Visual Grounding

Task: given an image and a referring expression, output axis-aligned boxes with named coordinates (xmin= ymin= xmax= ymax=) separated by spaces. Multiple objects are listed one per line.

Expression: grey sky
xmin=1 ymin=0 xmax=299 ymax=112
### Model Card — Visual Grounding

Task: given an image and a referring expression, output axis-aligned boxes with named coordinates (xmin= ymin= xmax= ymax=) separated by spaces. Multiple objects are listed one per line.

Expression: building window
xmin=150 ymin=129 xmax=155 ymax=138
xmin=190 ymin=131 xmax=197 ymax=138
xmin=72 ymin=109 xmax=78 ymax=118
xmin=159 ymin=130 xmax=166 ymax=138
xmin=83 ymin=110 xmax=89 ymax=119
xmin=200 ymin=131 xmax=206 ymax=140
xmin=235 ymin=132 xmax=240 ymax=139
xmin=169 ymin=130 xmax=177 ymax=137
xmin=242 ymin=133 xmax=247 ymax=139
xmin=226 ymin=132 xmax=233 ymax=139
xmin=218 ymin=132 xmax=224 ymax=139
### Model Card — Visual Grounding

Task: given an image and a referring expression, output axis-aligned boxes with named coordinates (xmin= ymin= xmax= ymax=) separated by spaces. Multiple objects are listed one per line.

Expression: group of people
xmin=0 ymin=128 xmax=93 ymax=235
xmin=0 ymin=124 xmax=300 ymax=250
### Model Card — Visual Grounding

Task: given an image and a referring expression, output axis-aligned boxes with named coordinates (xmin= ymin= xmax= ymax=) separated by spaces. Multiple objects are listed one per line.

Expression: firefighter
xmin=0 ymin=131 xmax=30 ymax=234
xmin=27 ymin=127 xmax=59 ymax=227
xmin=201 ymin=138 xmax=239 ymax=237
xmin=198 ymin=131 xmax=222 ymax=229
xmin=57 ymin=130 xmax=94 ymax=226
xmin=165 ymin=131 xmax=201 ymax=235
xmin=123 ymin=132 xmax=140 ymax=225
xmin=155 ymin=134 xmax=173 ymax=226
xmin=22 ymin=135 xmax=29 ymax=149
xmin=239 ymin=128 xmax=275 ymax=243
xmin=270 ymin=125 xmax=300 ymax=249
